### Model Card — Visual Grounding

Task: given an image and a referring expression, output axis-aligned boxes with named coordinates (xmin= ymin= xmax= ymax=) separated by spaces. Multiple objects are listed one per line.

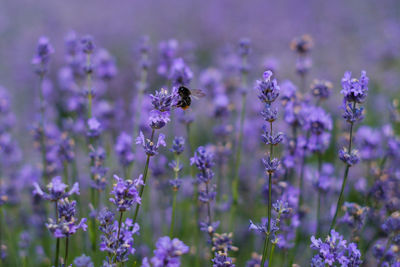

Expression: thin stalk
xmin=329 ymin=115 xmax=355 ymax=231
xmin=133 ymin=129 xmax=155 ymax=224
xmin=261 ymin=121 xmax=274 ymax=267
xmin=231 ymin=56 xmax=248 ymax=207
xmin=377 ymin=235 xmax=393 ymax=266
xmin=64 ymin=237 xmax=69 ymax=266
xmin=86 ymin=54 xmax=93 ymax=119
xmin=316 ymin=151 xmax=322 ymax=236
xmin=38 ymin=72 xmax=48 ymax=182
xmin=170 ymin=191 xmax=178 ymax=237
xmin=169 ymin=155 xmax=180 ymax=237
xmin=269 ymin=243 xmax=276 ymax=266
xmin=330 ymin=165 xmax=350 ymax=230
xmin=54 ymin=238 xmax=60 ymax=267
xmin=114 ymin=212 xmax=124 ymax=264
xmin=54 ymin=201 xmax=60 ymax=267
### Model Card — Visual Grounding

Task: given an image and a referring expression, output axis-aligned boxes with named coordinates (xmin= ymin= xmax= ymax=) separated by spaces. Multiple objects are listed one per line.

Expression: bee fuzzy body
xmin=176 ymin=86 xmax=205 ymax=110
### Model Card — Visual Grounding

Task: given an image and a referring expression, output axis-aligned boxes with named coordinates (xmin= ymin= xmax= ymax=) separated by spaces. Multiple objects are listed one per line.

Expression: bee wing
xmin=190 ymin=89 xmax=206 ymax=99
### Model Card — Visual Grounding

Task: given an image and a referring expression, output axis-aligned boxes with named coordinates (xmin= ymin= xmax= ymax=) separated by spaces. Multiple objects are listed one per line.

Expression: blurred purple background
xmin=0 ymin=0 xmax=399 ymax=135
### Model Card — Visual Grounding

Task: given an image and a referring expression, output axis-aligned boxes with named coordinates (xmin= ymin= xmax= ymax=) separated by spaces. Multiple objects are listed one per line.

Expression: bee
xmin=176 ymin=86 xmax=205 ymax=110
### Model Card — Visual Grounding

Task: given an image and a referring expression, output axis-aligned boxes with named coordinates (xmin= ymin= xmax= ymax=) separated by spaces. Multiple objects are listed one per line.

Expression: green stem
xmin=133 ymin=129 xmax=155 ymax=224
xmin=330 ymin=118 xmax=354 ymax=231
xmin=260 ymin=235 xmax=268 ymax=267
xmin=54 ymin=201 xmax=60 ymax=267
xmin=169 ymin=155 xmax=180 ymax=237
xmin=38 ymin=73 xmax=48 ymax=182
xmin=329 ymin=165 xmax=350 ymax=230
xmin=54 ymin=238 xmax=60 ymax=267
xmin=316 ymin=151 xmax=322 ymax=236
xmin=86 ymin=54 xmax=93 ymax=119
xmin=64 ymin=237 xmax=69 ymax=266
xmin=114 ymin=212 xmax=124 ymax=263
xmin=170 ymin=191 xmax=177 ymax=237
xmin=377 ymin=235 xmax=393 ymax=266
xmin=90 ymin=189 xmax=97 ymax=251
xmin=269 ymin=243 xmax=276 ymax=266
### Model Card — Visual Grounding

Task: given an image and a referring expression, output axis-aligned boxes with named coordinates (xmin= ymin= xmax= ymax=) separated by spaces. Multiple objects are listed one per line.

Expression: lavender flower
xmin=136 ymin=131 xmax=166 ymax=156
xmin=81 ymin=35 xmax=95 ymax=54
xmin=169 ymin=58 xmax=193 ymax=87
xmin=115 ymin=132 xmax=134 ymax=166
xmin=290 ymin=34 xmax=313 ymax=54
xmin=311 ymin=79 xmax=333 ymax=100
xmin=109 ymin=175 xmax=142 ymax=212
xmin=87 ymin=117 xmax=102 ymax=138
xmin=339 ymin=202 xmax=369 ymax=230
xmin=341 ymin=71 xmax=369 ymax=104
xmin=89 ymin=146 xmax=109 ymax=191
xmin=73 ymin=254 xmax=94 ymax=267
xmin=57 ymin=132 xmax=75 ymax=163
xmin=157 ymin=39 xmax=178 ymax=78
xmin=98 ymin=209 xmax=140 ymax=263
xmin=212 ymin=252 xmax=235 ymax=267
xmin=46 ymin=198 xmax=87 ymax=238
xmin=33 ymin=176 xmax=79 ymax=201
xmin=32 ymin=36 xmax=54 ymax=75
xmin=211 ymin=233 xmax=238 ymax=253
xmin=255 ymin=70 xmax=280 ymax=105
xmin=310 ymin=229 xmax=362 ymax=266
xmin=95 ymin=48 xmax=117 ymax=80
xmin=339 ymin=148 xmax=360 ymax=166
xmin=170 ymin=136 xmax=185 ymax=155
xmin=145 ymin=236 xmax=189 ymax=267
xmin=262 ymin=156 xmax=280 ymax=174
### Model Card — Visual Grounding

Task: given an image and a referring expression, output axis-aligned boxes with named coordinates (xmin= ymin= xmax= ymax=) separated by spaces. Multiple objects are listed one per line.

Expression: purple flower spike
xmin=148 ymin=236 xmax=189 ymax=267
xmin=136 ymin=131 xmax=166 ymax=156
xmin=109 ymin=175 xmax=142 ymax=212
xmin=310 ymin=229 xmax=362 ymax=267
xmin=33 ymin=176 xmax=79 ymax=202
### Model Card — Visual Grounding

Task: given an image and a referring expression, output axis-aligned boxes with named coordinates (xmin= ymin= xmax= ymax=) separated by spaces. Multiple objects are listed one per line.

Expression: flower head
xmin=170 ymin=136 xmax=185 ymax=155
xmin=81 ymin=35 xmax=95 ymax=54
xmin=262 ymin=156 xmax=280 ymax=174
xmin=109 ymin=175 xmax=142 ymax=212
xmin=136 ymin=131 xmax=166 ymax=156
xmin=339 ymin=148 xmax=360 ymax=166
xmin=73 ymin=254 xmax=94 ymax=267
xmin=169 ymin=58 xmax=193 ymax=87
xmin=115 ymin=132 xmax=134 ymax=166
xmin=32 ymin=36 xmax=54 ymax=75
xmin=150 ymin=88 xmax=176 ymax=112
xmin=148 ymin=236 xmax=189 ymax=267
xmin=290 ymin=34 xmax=313 ymax=54
xmin=310 ymin=230 xmax=362 ymax=267
xmin=33 ymin=176 xmax=79 ymax=201
xmin=212 ymin=251 xmax=235 ymax=267
xmin=87 ymin=117 xmax=102 ymax=138
xmin=311 ymin=79 xmax=333 ymax=100
xmin=255 ymin=70 xmax=280 ymax=104
xmin=98 ymin=209 xmax=140 ymax=263
xmin=341 ymin=71 xmax=369 ymax=104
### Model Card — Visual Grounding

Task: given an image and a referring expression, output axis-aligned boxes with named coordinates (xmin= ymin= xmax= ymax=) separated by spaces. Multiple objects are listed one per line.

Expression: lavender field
xmin=0 ymin=0 xmax=399 ymax=266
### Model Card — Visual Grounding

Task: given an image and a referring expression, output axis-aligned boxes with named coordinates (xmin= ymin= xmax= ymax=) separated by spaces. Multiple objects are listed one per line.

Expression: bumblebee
xmin=176 ymin=86 xmax=205 ymax=110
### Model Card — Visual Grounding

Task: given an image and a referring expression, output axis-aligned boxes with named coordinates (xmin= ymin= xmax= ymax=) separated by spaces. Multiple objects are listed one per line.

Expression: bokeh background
xmin=0 ymin=1 xmax=400 ymax=266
